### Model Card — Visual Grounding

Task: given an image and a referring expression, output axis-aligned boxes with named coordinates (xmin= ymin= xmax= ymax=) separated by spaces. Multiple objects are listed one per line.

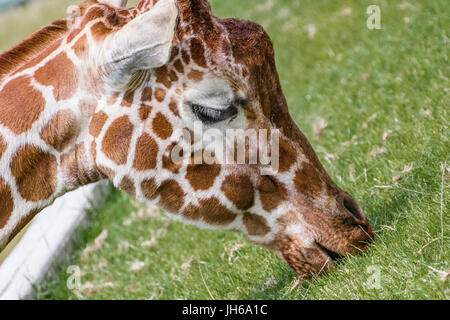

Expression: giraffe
xmin=0 ymin=0 xmax=374 ymax=279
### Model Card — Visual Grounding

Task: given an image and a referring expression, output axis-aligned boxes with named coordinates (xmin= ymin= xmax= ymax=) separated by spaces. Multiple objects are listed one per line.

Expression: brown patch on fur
xmin=221 ymin=174 xmax=254 ymax=210
xmin=162 ymin=157 xmax=182 ymax=174
xmin=258 ymin=175 xmax=287 ymax=212
xmin=12 ymin=40 xmax=62 ymax=76
xmin=10 ymin=145 xmax=58 ymax=202
xmin=79 ymin=5 xmax=109 ymax=30
xmin=121 ymin=89 xmax=134 ymax=107
xmin=102 ymin=115 xmax=134 ymax=165
xmin=183 ymin=197 xmax=236 ymax=226
xmin=60 ymin=143 xmax=100 ymax=187
xmin=0 ymin=136 xmax=6 ymax=160
xmin=137 ymin=0 xmax=147 ymax=12
xmin=0 ymin=19 xmax=67 ymax=81
xmin=133 ymin=133 xmax=158 ymax=171
xmin=243 ymin=213 xmax=270 ymax=236
xmin=119 ymin=176 xmax=136 ymax=196
xmin=169 ymin=70 xmax=178 ymax=82
xmin=181 ymin=49 xmax=190 ymax=64
xmin=169 ymin=100 xmax=180 ymax=118
xmin=169 ymin=45 xmax=179 ymax=59
xmin=72 ymin=34 xmax=88 ymax=58
xmin=66 ymin=27 xmax=81 ymax=44
xmin=277 ymin=210 xmax=299 ymax=227
xmin=79 ymin=3 xmax=127 ymax=31
xmin=186 ymin=164 xmax=221 ymax=191
xmin=0 ymin=76 xmax=46 ymax=135
xmin=157 ymin=180 xmax=185 ymax=213
xmin=139 ymin=104 xmax=152 ymax=121
xmin=187 ymin=69 xmax=204 ymax=82
xmin=155 ymin=66 xmax=172 ymax=88
xmin=141 ymin=178 xmax=157 ymax=200
xmin=278 ymin=138 xmax=297 ymax=172
xmin=152 ymin=112 xmax=173 ymax=140
xmin=162 ymin=142 xmax=182 ymax=174
xmin=89 ymin=111 xmax=108 ymax=137
xmin=0 ymin=179 xmax=14 ymax=229
xmin=40 ymin=109 xmax=80 ymax=152
xmin=173 ymin=59 xmax=184 ymax=74
xmin=141 ymin=87 xmax=152 ymax=102
xmin=294 ymin=161 xmax=323 ymax=198
xmin=154 ymin=87 xmax=166 ymax=102
xmin=34 ymin=52 xmax=78 ymax=101
xmin=190 ymin=38 xmax=207 ymax=68
xmin=91 ymin=21 xmax=111 ymax=42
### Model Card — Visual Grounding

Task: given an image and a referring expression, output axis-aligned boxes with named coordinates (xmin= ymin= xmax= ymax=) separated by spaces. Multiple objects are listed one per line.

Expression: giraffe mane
xmin=0 ymin=19 xmax=68 ymax=82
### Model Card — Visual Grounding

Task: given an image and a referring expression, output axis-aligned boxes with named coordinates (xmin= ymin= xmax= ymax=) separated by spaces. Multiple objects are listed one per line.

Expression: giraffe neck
xmin=0 ymin=1 xmax=158 ymax=249
xmin=0 ymin=43 xmax=101 ymax=250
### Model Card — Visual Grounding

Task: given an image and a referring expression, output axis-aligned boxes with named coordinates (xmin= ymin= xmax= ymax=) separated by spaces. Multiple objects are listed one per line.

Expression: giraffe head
xmin=16 ymin=0 xmax=373 ymax=278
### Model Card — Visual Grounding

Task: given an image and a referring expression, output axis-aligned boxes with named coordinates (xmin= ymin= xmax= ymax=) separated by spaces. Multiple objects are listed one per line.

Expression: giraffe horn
xmin=98 ymin=0 xmax=128 ymax=7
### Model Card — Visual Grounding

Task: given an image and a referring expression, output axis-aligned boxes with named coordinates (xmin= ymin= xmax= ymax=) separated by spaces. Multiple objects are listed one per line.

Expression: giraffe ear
xmin=101 ymin=0 xmax=178 ymax=89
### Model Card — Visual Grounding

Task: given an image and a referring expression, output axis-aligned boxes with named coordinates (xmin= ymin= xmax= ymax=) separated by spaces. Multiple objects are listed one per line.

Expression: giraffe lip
xmin=316 ymin=242 xmax=344 ymax=262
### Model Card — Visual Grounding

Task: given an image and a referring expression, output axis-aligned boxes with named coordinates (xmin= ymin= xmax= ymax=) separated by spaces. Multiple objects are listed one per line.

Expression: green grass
xmin=1 ymin=0 xmax=448 ymax=299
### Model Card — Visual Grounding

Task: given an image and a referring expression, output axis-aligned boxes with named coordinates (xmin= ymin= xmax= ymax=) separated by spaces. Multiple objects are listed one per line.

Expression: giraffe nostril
xmin=342 ymin=193 xmax=363 ymax=222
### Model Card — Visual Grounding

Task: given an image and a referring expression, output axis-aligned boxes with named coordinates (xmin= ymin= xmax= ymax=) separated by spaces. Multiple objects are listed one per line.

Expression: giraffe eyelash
xmin=191 ymin=103 xmax=238 ymax=124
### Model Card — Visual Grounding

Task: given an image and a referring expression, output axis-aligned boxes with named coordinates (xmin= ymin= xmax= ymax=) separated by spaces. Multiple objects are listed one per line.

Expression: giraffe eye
xmin=191 ymin=103 xmax=238 ymax=124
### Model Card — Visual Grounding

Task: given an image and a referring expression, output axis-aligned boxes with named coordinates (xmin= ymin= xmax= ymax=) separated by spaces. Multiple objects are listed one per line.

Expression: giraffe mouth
xmin=316 ymin=242 xmax=344 ymax=263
